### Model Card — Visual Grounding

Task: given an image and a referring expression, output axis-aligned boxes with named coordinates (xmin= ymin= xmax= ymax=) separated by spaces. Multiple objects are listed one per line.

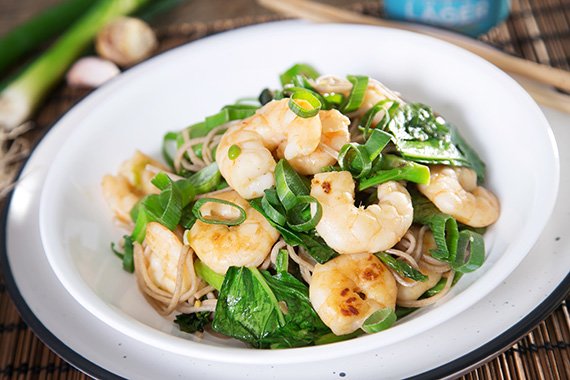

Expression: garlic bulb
xmin=96 ymin=17 xmax=157 ymax=67
xmin=66 ymin=57 xmax=120 ymax=88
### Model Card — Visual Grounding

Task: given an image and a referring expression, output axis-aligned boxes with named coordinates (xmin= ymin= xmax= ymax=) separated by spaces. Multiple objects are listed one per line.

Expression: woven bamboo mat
xmin=1 ymin=1 xmax=570 ymax=379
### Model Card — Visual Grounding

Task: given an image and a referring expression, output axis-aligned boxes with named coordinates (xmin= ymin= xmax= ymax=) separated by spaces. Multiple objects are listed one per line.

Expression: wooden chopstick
xmin=258 ymin=0 xmax=570 ymax=114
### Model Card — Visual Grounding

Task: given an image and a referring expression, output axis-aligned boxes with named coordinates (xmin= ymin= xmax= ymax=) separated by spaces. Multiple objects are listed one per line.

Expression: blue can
xmin=383 ymin=0 xmax=511 ymax=37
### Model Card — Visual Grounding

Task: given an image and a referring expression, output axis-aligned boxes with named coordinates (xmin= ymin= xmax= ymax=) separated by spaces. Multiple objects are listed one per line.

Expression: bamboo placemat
xmin=1 ymin=1 xmax=570 ymax=379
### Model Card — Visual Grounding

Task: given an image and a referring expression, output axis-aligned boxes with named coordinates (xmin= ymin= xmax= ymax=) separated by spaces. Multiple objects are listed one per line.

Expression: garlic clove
xmin=66 ymin=56 xmax=120 ymax=88
xmin=96 ymin=17 xmax=158 ymax=67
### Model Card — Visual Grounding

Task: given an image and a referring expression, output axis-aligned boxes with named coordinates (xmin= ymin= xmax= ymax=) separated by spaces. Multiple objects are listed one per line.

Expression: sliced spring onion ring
xmin=275 ymin=159 xmax=309 ymax=210
xmin=453 ymin=230 xmax=485 ymax=273
xmin=261 ymin=189 xmax=287 ymax=226
xmin=228 ymin=144 xmax=241 ymax=160
xmin=286 ymin=195 xmax=322 ymax=232
xmin=363 ymin=129 xmax=392 ymax=162
xmin=287 ymin=89 xmax=322 ymax=118
xmin=338 ymin=143 xmax=372 ymax=179
xmin=194 ymin=260 xmax=224 ymax=290
xmin=361 ymin=308 xmax=397 ymax=334
xmin=341 ymin=75 xmax=369 ymax=114
xmin=279 ymin=63 xmax=320 ymax=86
xmin=360 ymin=100 xmax=400 ymax=138
xmin=192 ymin=198 xmax=246 ymax=226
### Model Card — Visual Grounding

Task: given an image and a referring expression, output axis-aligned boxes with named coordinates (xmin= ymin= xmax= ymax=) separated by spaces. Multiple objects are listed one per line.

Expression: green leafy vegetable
xmin=111 ymin=235 xmax=135 ymax=273
xmin=212 ymin=267 xmax=330 ymax=348
xmin=385 ymin=103 xmax=485 ymax=181
xmin=175 ymin=312 xmax=210 ymax=334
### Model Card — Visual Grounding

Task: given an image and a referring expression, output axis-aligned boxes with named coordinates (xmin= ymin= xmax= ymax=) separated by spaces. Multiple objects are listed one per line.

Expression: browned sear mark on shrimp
xmin=341 ymin=305 xmax=360 ymax=316
xmin=340 ymin=288 xmax=350 ymax=296
xmin=321 ymin=181 xmax=331 ymax=194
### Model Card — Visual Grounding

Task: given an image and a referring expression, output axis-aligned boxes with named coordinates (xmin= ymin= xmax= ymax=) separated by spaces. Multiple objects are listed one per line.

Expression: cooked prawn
xmin=101 ymin=150 xmax=168 ymax=223
xmin=281 ymin=109 xmax=350 ymax=175
xmin=418 ymin=165 xmax=500 ymax=227
xmin=142 ymin=222 xmax=193 ymax=295
xmin=310 ymin=171 xmax=413 ymax=254
xmin=216 ymin=98 xmax=323 ymax=199
xmin=187 ymin=190 xmax=280 ymax=274
xmin=310 ymin=253 xmax=397 ymax=335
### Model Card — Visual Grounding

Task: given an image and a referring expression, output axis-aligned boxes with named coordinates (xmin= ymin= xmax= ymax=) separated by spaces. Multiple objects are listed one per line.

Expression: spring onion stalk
xmin=453 ymin=230 xmax=485 ymax=273
xmin=275 ymin=159 xmax=309 ymax=210
xmin=288 ymin=89 xmax=322 ymax=118
xmin=341 ymin=75 xmax=368 ymax=113
xmin=279 ymin=63 xmax=320 ymax=87
xmin=338 ymin=143 xmax=372 ymax=178
xmin=0 ymin=0 xmax=94 ymax=75
xmin=0 ymin=0 xmax=149 ymax=132
xmin=411 ymin=190 xmax=459 ymax=262
xmin=192 ymin=198 xmax=246 ymax=226
xmin=286 ymin=195 xmax=322 ymax=232
xmin=194 ymin=260 xmax=224 ymax=291
xmin=358 ymin=155 xmax=430 ymax=191
xmin=261 ymin=189 xmax=287 ymax=226
xmin=375 ymin=252 xmax=428 ymax=282
xmin=361 ymin=308 xmax=397 ymax=333
xmin=360 ymin=100 xmax=400 ymax=139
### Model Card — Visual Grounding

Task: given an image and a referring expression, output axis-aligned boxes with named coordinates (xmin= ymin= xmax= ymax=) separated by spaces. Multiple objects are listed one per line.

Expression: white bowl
xmin=39 ymin=22 xmax=558 ymax=364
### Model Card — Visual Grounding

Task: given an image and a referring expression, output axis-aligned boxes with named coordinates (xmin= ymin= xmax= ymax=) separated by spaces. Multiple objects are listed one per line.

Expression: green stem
xmin=0 ymin=0 xmax=94 ymax=75
xmin=0 ymin=0 xmax=149 ymax=130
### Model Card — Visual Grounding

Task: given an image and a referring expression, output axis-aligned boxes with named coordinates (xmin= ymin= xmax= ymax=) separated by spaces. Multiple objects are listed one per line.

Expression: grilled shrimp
xmin=143 ymin=222 xmax=192 ymax=294
xmin=216 ymin=98 xmax=322 ymax=199
xmin=281 ymin=109 xmax=350 ymax=175
xmin=102 ymin=151 xmax=168 ymax=223
xmin=418 ymin=165 xmax=500 ymax=227
xmin=187 ymin=190 xmax=279 ymax=274
xmin=311 ymin=171 xmax=413 ymax=254
xmin=396 ymin=231 xmax=442 ymax=303
xmin=310 ymin=253 xmax=397 ymax=335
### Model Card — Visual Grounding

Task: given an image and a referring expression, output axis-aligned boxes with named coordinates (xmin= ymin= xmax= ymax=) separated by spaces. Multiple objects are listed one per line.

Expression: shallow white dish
xmin=37 ymin=22 xmax=558 ymax=364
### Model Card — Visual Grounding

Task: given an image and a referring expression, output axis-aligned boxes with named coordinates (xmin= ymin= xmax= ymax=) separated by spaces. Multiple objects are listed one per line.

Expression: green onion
xmin=341 ymin=75 xmax=369 ymax=114
xmin=186 ymin=163 xmax=222 ymax=195
xmin=192 ymin=198 xmax=246 ymax=226
xmin=261 ymin=189 xmax=287 ymax=226
xmin=361 ymin=308 xmax=397 ymax=334
xmin=360 ymin=100 xmax=400 ymax=138
xmin=228 ymin=144 xmax=241 ymax=160
xmin=275 ymin=249 xmax=289 ymax=274
xmin=375 ymin=252 xmax=428 ymax=282
xmin=286 ymin=195 xmax=322 ymax=232
xmin=363 ymin=129 xmax=392 ymax=162
xmin=0 ymin=0 xmax=94 ymax=75
xmin=338 ymin=143 xmax=372 ymax=179
xmin=411 ymin=189 xmax=459 ymax=262
xmin=288 ymin=89 xmax=322 ymax=118
xmin=453 ymin=230 xmax=485 ymax=273
xmin=323 ymin=93 xmax=345 ymax=107
xmin=279 ymin=63 xmax=320 ymax=87
xmin=275 ymin=159 xmax=309 ymax=210
xmin=358 ymin=155 xmax=430 ymax=191
xmin=0 ymin=0 xmax=149 ymax=131
xmin=194 ymin=260 xmax=224 ymax=290
xmin=422 ymin=273 xmax=463 ymax=298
